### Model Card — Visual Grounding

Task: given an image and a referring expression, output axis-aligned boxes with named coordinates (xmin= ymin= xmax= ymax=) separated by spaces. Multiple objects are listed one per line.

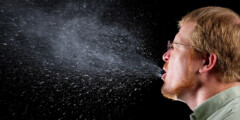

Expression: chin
xmin=161 ymin=84 xmax=178 ymax=100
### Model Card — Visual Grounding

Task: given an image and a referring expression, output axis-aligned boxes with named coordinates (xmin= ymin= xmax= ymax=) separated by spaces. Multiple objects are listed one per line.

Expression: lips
xmin=162 ymin=63 xmax=168 ymax=80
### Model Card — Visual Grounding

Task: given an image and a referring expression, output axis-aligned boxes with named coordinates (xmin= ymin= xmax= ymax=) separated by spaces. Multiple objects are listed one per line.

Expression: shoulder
xmin=207 ymin=97 xmax=240 ymax=120
xmin=222 ymin=97 xmax=240 ymax=120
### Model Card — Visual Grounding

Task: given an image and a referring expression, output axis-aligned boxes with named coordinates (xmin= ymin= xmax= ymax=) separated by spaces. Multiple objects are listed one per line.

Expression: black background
xmin=0 ymin=0 xmax=239 ymax=120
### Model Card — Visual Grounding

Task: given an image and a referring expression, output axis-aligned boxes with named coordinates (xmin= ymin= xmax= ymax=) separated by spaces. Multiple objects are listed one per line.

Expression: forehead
xmin=174 ymin=22 xmax=196 ymax=43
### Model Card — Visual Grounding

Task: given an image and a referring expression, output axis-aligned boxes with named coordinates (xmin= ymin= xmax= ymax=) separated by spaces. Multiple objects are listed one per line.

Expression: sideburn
xmin=189 ymin=48 xmax=206 ymax=60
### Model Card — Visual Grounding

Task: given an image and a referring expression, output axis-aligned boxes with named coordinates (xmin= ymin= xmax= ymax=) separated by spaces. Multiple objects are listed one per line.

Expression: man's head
xmin=179 ymin=6 xmax=240 ymax=82
xmin=161 ymin=6 xmax=240 ymax=100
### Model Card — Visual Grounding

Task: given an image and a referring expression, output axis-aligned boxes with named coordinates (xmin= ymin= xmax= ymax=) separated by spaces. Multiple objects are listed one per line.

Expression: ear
xmin=199 ymin=53 xmax=217 ymax=73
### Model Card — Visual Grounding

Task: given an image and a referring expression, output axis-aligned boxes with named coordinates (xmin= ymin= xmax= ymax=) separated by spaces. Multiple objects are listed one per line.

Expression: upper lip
xmin=163 ymin=67 xmax=166 ymax=71
xmin=162 ymin=63 xmax=168 ymax=75
xmin=163 ymin=67 xmax=167 ymax=73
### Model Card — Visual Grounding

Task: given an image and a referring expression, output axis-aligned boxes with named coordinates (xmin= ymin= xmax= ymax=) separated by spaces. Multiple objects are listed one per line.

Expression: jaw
xmin=161 ymin=71 xmax=197 ymax=101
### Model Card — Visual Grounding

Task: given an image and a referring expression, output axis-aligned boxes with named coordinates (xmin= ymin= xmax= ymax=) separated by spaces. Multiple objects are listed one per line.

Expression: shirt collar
xmin=190 ymin=85 xmax=240 ymax=120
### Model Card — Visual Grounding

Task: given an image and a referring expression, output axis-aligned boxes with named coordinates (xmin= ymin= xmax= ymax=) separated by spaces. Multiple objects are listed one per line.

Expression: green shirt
xmin=190 ymin=85 xmax=240 ymax=120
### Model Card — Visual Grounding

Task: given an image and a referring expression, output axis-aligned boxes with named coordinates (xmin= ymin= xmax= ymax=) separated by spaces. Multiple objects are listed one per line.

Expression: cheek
xmin=170 ymin=56 xmax=189 ymax=74
xmin=166 ymin=56 xmax=189 ymax=83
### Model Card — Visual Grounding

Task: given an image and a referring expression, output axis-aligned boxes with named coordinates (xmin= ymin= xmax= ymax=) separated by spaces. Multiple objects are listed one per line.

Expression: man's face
xmin=161 ymin=22 xmax=200 ymax=100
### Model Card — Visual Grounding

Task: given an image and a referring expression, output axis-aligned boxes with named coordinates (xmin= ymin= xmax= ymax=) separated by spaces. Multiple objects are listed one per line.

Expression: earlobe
xmin=199 ymin=53 xmax=217 ymax=73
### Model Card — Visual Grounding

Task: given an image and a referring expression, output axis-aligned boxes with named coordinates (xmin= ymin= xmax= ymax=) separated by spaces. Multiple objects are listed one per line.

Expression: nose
xmin=162 ymin=50 xmax=170 ymax=62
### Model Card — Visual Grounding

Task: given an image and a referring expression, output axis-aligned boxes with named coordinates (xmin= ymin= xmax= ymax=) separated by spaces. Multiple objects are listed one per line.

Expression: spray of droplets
xmin=16 ymin=2 xmax=162 ymax=77
xmin=0 ymin=0 xmax=162 ymax=119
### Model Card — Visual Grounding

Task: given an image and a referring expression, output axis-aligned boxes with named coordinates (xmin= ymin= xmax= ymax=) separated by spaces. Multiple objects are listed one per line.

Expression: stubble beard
xmin=161 ymin=63 xmax=195 ymax=100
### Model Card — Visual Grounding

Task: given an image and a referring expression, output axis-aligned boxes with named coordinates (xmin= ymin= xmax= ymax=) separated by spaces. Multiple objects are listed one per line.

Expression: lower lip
xmin=161 ymin=73 xmax=167 ymax=80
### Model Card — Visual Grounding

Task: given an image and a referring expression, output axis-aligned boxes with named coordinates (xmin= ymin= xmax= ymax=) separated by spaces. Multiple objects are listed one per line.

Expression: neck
xmin=179 ymin=79 xmax=240 ymax=110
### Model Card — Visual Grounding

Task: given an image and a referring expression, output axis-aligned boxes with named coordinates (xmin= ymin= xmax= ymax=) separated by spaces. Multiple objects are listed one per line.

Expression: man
xmin=161 ymin=6 xmax=240 ymax=120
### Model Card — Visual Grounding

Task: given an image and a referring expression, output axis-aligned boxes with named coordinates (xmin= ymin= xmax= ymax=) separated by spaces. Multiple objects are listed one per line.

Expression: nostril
xmin=162 ymin=51 xmax=170 ymax=62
